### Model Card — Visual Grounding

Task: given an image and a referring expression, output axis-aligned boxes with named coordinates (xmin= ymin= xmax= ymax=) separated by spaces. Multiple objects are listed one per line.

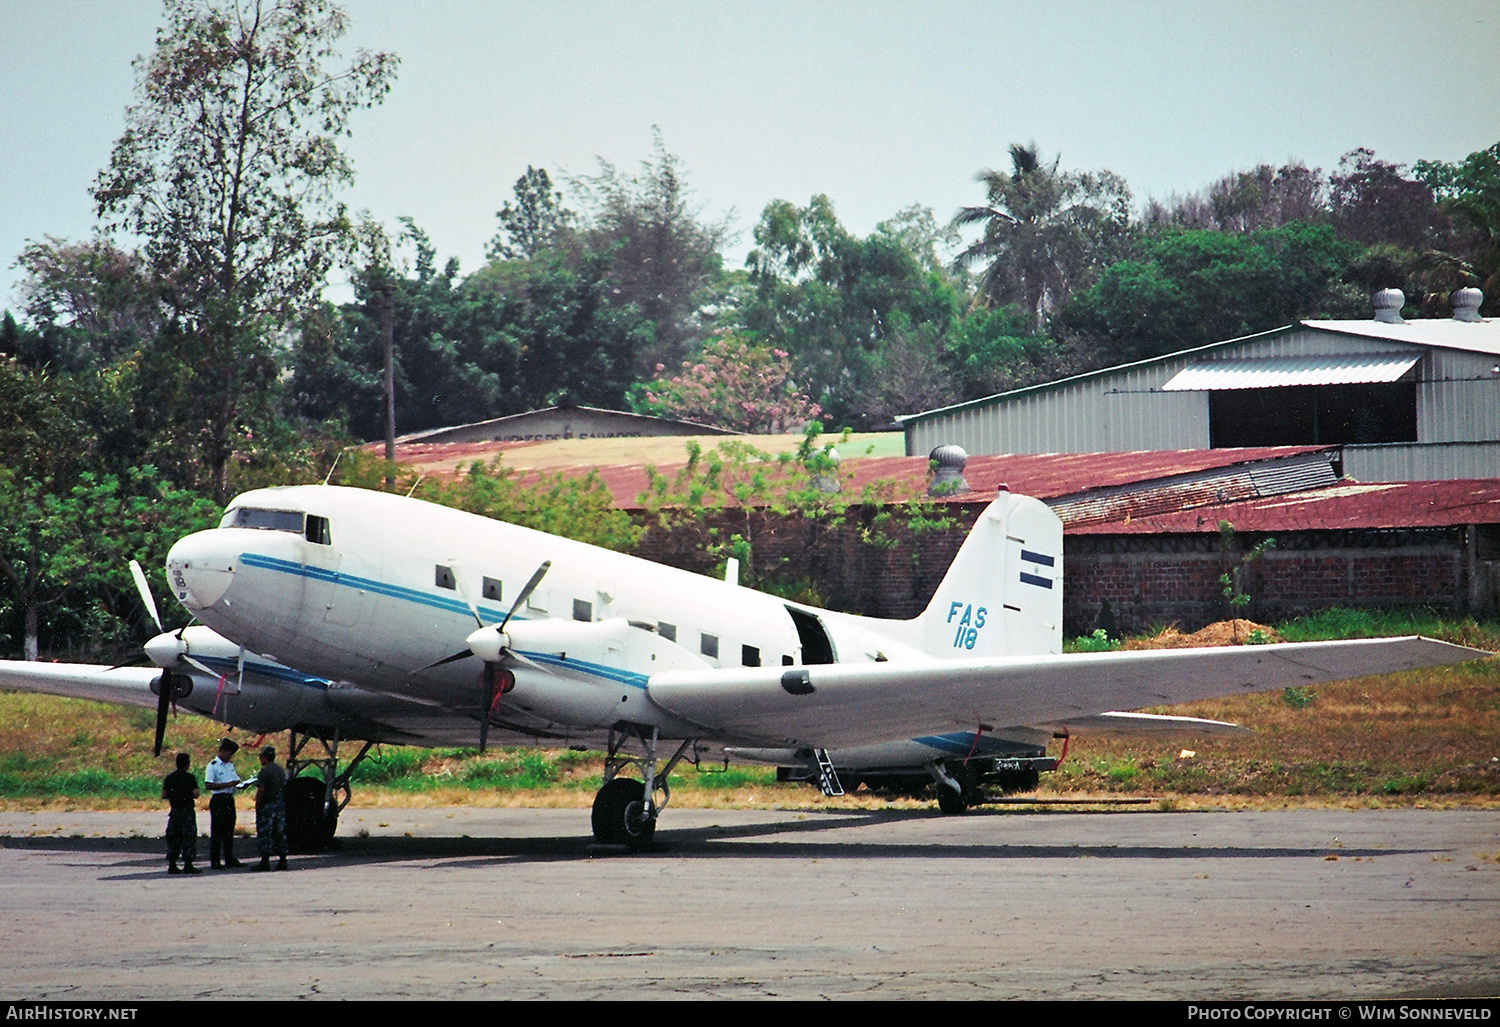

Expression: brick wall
xmin=631 ymin=504 xmax=1476 ymax=636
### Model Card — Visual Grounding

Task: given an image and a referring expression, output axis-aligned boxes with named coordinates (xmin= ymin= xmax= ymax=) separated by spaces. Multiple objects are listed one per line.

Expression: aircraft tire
xmin=285 ymin=776 xmax=338 ymax=853
xmin=936 ymin=761 xmax=976 ymax=815
xmin=592 ymin=777 xmax=655 ymax=850
xmin=936 ymin=782 xmax=968 ymax=815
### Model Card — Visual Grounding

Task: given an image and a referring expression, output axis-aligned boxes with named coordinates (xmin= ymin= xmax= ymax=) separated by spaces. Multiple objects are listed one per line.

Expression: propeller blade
xmin=500 ymin=560 xmax=550 ymax=631
xmin=152 ymin=671 xmax=171 ymax=757
xmin=479 ymin=664 xmax=494 ymax=753
xmin=448 ymin=562 xmax=484 ymax=628
xmin=129 ymin=560 xmax=163 ymax=633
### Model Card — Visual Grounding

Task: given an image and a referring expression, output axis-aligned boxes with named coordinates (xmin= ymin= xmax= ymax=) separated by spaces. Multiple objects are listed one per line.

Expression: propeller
xmin=428 ymin=560 xmax=549 ymax=752
xmin=130 ymin=560 xmax=212 ymax=756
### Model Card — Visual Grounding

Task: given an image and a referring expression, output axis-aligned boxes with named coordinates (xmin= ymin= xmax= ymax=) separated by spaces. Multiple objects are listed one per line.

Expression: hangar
xmin=899 ymin=288 xmax=1499 ymax=483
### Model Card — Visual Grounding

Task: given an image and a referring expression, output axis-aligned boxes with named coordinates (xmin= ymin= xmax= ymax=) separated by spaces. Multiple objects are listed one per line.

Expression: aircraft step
xmin=813 ymin=748 xmax=844 ymax=797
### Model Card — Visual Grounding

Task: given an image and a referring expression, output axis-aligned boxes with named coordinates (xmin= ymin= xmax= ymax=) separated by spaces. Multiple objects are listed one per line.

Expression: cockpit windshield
xmin=221 ymin=507 xmax=331 ymax=545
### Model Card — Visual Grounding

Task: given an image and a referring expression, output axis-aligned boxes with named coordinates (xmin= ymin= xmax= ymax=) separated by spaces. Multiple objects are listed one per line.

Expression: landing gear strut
xmin=284 ymin=728 xmax=374 ymax=853
xmin=591 ymin=724 xmax=693 ymax=851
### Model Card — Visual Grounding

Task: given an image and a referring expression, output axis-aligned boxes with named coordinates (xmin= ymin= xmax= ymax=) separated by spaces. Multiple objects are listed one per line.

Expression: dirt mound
xmin=1121 ymin=619 xmax=1280 ymax=650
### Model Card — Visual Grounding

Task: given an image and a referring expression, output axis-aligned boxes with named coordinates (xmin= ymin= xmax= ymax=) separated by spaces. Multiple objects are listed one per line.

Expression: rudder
xmin=921 ymin=492 xmax=1062 ymax=658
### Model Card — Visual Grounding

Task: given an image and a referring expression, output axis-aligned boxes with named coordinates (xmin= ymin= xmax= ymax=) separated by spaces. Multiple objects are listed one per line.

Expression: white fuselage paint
xmin=168 ymin=485 xmax=1037 ymax=765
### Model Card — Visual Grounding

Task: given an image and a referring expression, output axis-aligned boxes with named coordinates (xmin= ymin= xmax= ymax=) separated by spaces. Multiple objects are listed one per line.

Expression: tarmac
xmin=1 ymin=804 xmax=1497 ymax=1001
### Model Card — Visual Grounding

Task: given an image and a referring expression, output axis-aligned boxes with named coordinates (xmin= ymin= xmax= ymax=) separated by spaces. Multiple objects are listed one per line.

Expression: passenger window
xmin=700 ymin=634 xmax=719 ymax=659
xmin=483 ymin=577 xmax=502 ymax=602
xmin=435 ymin=565 xmax=455 ymax=590
xmin=573 ymin=599 xmax=592 ymax=622
xmin=659 ymin=623 xmax=676 ymax=642
xmin=742 ymin=645 xmax=760 ymax=667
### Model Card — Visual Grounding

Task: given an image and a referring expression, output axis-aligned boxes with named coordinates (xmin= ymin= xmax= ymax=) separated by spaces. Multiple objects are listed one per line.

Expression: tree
xmin=1058 ymin=223 xmax=1360 ymax=360
xmin=744 ymin=196 xmax=963 ymax=426
xmin=636 ymin=333 xmax=821 ymax=433
xmin=486 ymin=166 xmax=576 ymax=262
xmin=13 ymin=237 xmax=166 ymax=371
xmin=1146 ymin=163 xmax=1326 ymax=234
xmin=1416 ymin=142 xmax=1500 ymax=310
xmin=92 ymin=0 xmax=397 ymax=500
xmin=952 ymin=144 xmax=1133 ymax=330
xmin=568 ymin=130 xmax=732 ymax=376
xmin=1329 ymin=149 xmax=1441 ymax=250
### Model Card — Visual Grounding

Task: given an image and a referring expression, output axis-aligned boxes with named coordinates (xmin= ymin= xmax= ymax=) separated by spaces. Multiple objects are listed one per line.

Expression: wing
xmin=646 ymin=636 xmax=1487 ymax=749
xmin=0 ymin=661 xmax=165 ymax=709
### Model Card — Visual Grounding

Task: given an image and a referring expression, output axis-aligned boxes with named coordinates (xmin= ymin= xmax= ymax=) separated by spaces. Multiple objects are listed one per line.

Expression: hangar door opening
xmin=1162 ymin=353 xmax=1420 ymax=448
xmin=1208 ymin=382 xmax=1417 ymax=447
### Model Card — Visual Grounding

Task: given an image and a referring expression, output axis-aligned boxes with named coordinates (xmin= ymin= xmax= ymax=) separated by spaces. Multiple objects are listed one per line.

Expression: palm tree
xmin=952 ymin=144 xmax=1131 ymax=330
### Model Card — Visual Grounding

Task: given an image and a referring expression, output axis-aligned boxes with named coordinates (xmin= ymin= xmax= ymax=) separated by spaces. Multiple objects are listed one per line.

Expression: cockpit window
xmin=224 ymin=507 xmax=304 ymax=532
xmin=305 ymin=515 xmax=331 ymax=546
xmin=222 ymin=507 xmax=331 ymax=545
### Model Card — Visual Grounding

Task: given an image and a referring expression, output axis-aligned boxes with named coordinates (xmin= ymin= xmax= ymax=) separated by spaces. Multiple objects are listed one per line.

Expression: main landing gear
xmin=591 ymin=724 xmax=694 ymax=851
xmin=283 ymin=728 xmax=375 ymax=853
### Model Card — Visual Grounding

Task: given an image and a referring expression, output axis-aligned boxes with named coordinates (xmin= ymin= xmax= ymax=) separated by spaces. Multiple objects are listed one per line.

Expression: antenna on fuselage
xmin=322 ymin=450 xmax=343 ymax=486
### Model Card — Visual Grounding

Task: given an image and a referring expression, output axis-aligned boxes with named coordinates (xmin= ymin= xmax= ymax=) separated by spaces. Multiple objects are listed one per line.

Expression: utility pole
xmin=377 ymin=277 xmax=396 ymax=490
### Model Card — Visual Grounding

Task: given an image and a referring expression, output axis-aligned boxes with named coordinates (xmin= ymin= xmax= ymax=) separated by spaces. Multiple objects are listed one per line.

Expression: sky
xmin=2 ymin=0 xmax=1497 ymax=312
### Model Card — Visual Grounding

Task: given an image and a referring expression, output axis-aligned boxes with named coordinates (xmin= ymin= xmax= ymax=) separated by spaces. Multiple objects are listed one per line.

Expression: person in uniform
xmin=204 ymin=738 xmax=243 ymax=868
xmin=161 ymin=752 xmax=201 ymax=875
xmin=253 ymin=745 xmax=288 ymax=871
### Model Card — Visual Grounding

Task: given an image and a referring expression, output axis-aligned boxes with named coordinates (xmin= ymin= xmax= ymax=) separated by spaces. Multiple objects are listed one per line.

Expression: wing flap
xmin=646 ymin=636 xmax=1486 ymax=749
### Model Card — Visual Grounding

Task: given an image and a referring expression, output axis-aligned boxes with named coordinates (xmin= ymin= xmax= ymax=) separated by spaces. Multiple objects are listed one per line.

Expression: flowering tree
xmin=639 ymin=334 xmax=820 ymax=434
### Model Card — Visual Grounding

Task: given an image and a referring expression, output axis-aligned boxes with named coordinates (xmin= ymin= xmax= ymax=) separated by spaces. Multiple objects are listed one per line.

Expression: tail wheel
xmin=592 ymin=777 xmax=656 ymax=851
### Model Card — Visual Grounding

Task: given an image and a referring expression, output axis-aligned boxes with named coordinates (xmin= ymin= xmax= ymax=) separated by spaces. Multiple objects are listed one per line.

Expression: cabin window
xmin=304 ymin=515 xmax=331 ymax=546
xmin=700 ymin=633 xmax=719 ymax=659
xmin=573 ymin=599 xmax=592 ymax=622
xmin=659 ymin=623 xmax=676 ymax=642
xmin=742 ymin=644 xmax=761 ymax=667
xmin=483 ymin=577 xmax=502 ymax=602
xmin=435 ymin=565 xmax=455 ymax=590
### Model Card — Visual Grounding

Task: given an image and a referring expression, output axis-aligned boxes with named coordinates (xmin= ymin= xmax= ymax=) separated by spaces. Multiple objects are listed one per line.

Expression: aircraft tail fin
xmin=920 ymin=492 xmax=1063 ymax=658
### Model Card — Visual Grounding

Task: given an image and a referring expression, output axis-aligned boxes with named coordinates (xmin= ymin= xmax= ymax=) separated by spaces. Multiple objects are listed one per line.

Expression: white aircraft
xmin=0 ymin=484 xmax=1485 ymax=849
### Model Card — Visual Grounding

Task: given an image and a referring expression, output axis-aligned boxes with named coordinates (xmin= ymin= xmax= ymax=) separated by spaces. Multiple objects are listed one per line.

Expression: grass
xmin=2 ymin=608 xmax=1496 ymax=810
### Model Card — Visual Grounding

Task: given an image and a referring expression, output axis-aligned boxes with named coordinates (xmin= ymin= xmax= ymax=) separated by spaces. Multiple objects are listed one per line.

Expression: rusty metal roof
xmin=1066 ymin=479 xmax=1500 ymax=534
xmin=387 ymin=435 xmax=1498 ymax=532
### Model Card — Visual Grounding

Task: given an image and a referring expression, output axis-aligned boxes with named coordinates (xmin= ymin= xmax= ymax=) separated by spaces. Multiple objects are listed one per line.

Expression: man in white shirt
xmin=204 ymin=739 xmax=244 ymax=869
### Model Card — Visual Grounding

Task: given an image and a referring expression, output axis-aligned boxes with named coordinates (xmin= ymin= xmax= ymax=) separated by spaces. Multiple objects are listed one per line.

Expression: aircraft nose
xmin=166 ymin=530 xmax=237 ymax=611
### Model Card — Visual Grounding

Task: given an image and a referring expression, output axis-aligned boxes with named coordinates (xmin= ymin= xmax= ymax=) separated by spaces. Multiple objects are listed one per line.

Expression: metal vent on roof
xmin=1160 ymin=353 xmax=1420 ymax=391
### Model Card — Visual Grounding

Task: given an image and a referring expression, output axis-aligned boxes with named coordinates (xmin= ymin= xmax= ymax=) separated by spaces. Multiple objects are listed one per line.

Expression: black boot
xmin=252 ymin=856 xmax=271 ymax=872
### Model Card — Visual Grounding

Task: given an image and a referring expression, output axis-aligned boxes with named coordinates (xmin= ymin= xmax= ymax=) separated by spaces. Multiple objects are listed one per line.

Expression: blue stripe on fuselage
xmin=237 ymin=551 xmax=649 ymax=689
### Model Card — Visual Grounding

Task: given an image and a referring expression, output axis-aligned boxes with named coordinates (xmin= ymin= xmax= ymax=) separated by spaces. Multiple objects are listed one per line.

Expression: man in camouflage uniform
xmin=253 ymin=745 xmax=288 ymax=871
xmin=161 ymin=752 xmax=201 ymax=875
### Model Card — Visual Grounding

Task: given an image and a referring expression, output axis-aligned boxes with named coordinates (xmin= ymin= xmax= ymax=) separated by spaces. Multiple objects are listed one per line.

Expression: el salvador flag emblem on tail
xmin=1019 ymin=549 xmax=1055 ymax=589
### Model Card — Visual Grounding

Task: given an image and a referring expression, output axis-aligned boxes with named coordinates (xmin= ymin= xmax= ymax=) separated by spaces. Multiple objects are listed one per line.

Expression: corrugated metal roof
xmin=385 ymin=434 xmax=1498 ymax=532
xmin=1067 ymin=478 xmax=1500 ymax=534
xmin=1046 ymin=449 xmax=1340 ymax=528
xmin=1302 ymin=317 xmax=1500 ymax=358
xmin=1160 ymin=353 xmax=1420 ymax=391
